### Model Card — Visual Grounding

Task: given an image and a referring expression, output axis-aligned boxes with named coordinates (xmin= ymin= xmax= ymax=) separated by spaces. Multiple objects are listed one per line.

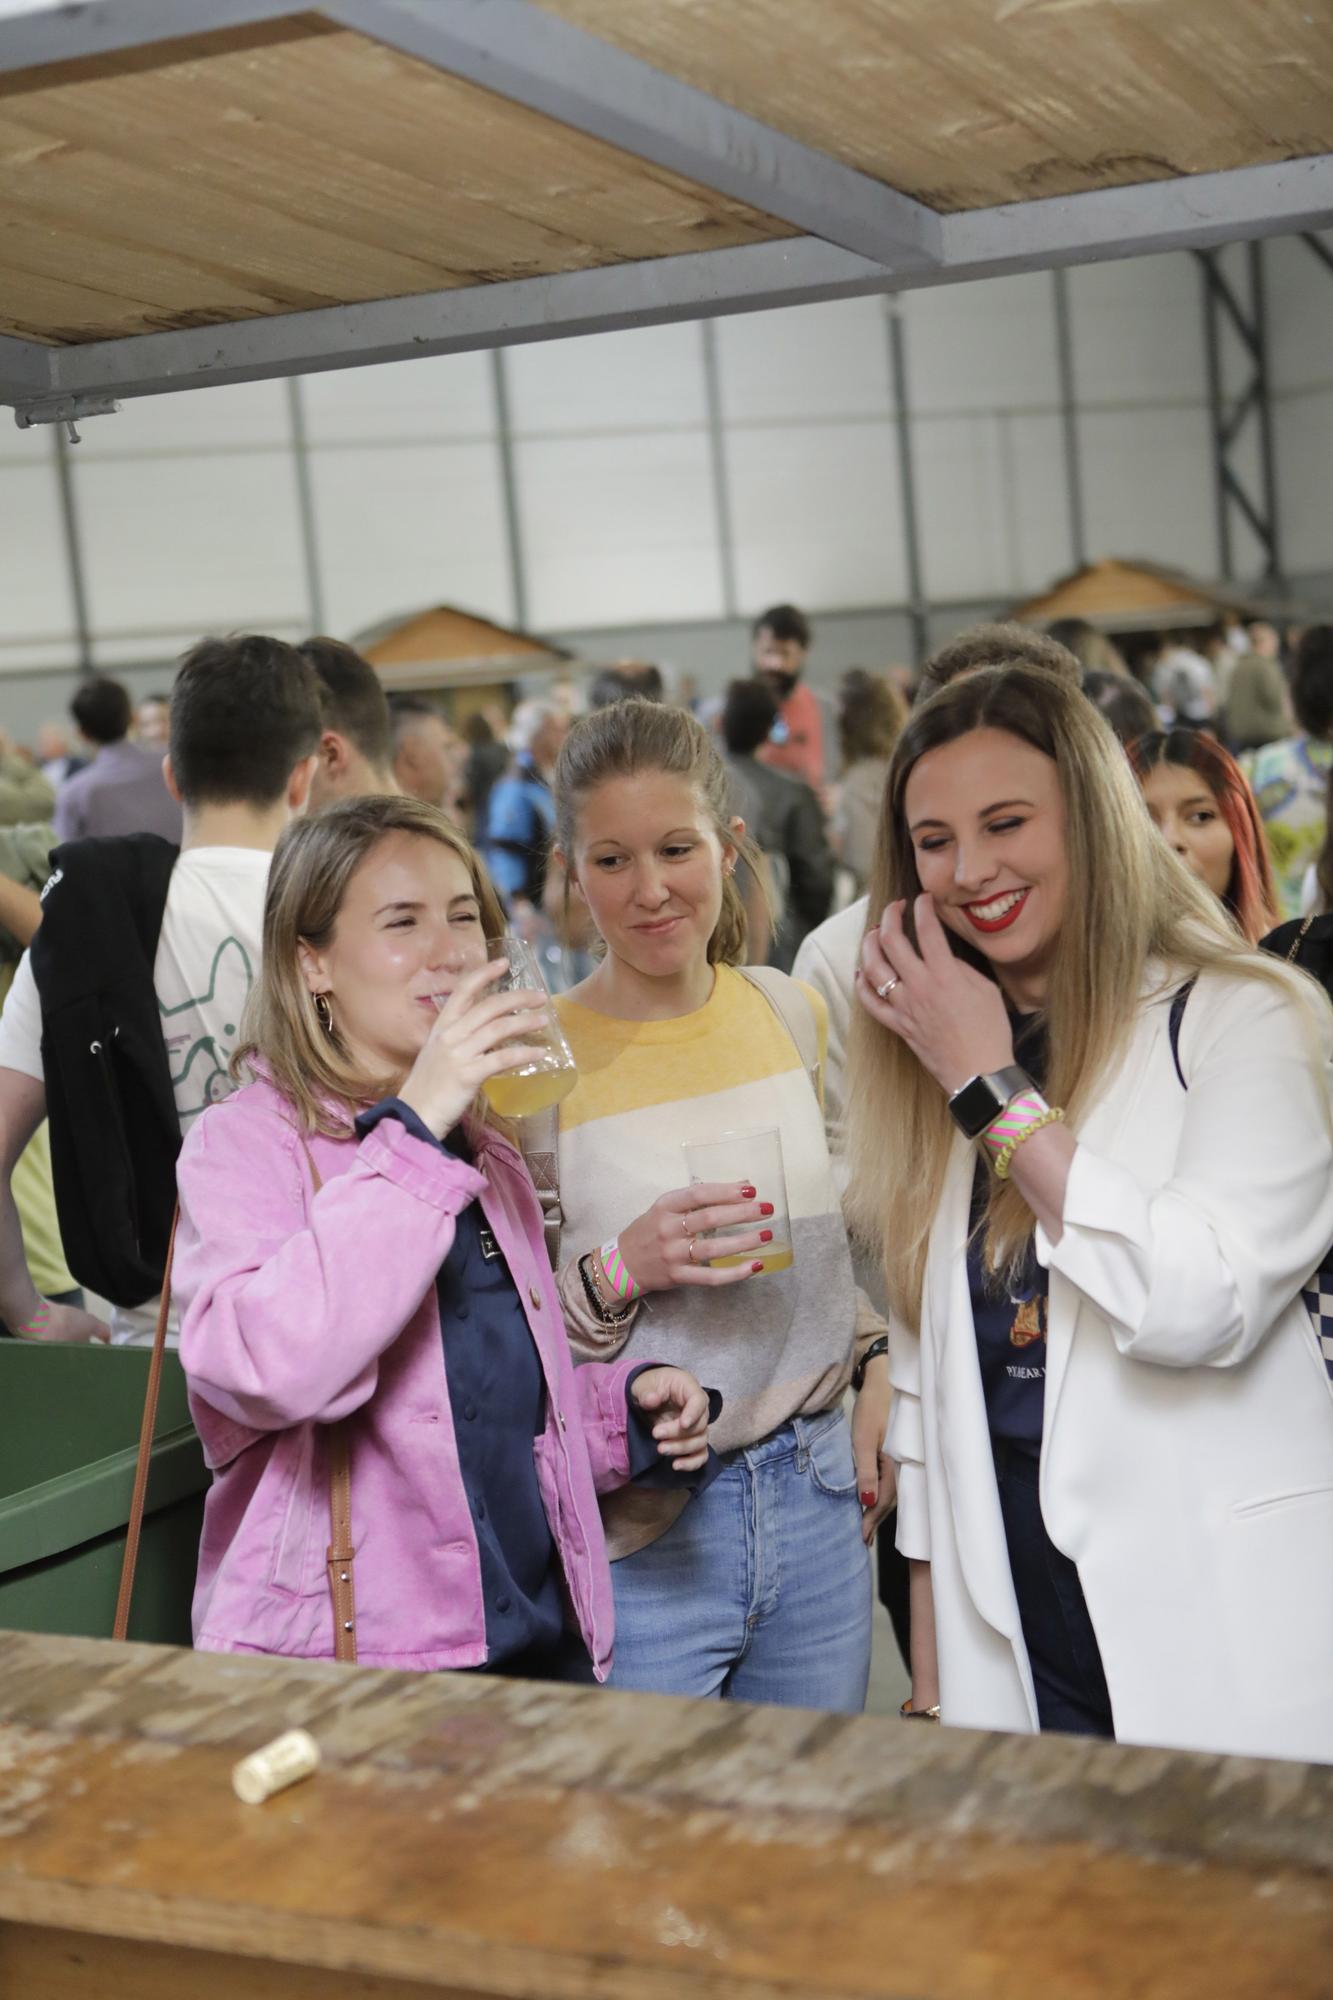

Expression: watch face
xmin=950 ymin=1075 xmax=1006 ymax=1140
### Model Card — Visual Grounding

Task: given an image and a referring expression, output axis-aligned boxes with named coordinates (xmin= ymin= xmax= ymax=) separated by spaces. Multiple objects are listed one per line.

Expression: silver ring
xmin=876 ymin=976 xmax=900 ymax=1000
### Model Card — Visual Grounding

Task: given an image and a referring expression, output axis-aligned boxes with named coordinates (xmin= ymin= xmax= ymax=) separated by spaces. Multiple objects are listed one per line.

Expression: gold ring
xmin=681 ymin=1215 xmax=691 ymax=1237
xmin=687 ymin=1236 xmax=698 ymax=1265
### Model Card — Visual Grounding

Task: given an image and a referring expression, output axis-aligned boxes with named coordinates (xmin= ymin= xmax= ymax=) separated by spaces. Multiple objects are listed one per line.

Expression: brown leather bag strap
xmin=326 ymin=1424 xmax=357 ymax=1663
xmin=113 ymin=1207 xmax=179 ymax=1642
xmin=298 ymin=1134 xmax=358 ymax=1665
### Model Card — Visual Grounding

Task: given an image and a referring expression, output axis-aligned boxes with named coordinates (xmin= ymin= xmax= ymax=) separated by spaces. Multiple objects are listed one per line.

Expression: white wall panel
xmin=728 ymin=419 xmax=904 ymax=610
xmin=1266 ymin=234 xmax=1333 ymax=395
xmin=300 ymin=354 xmax=494 ymax=443
xmin=715 ymin=297 xmax=893 ymax=424
xmin=1077 ymin=405 xmax=1217 ymax=575
xmin=516 ymin=431 xmax=721 ymax=629
xmin=75 ymin=379 xmax=291 ymax=456
xmin=508 ymin=323 xmax=706 ymax=434
xmin=916 ymin=413 xmax=1073 ymax=601
xmin=1067 ymin=251 xmax=1206 ymax=408
xmin=75 ymin=451 xmax=308 ymax=636
xmin=1275 ymin=388 xmax=1333 ymax=578
xmin=904 ymin=273 xmax=1059 ymax=415
xmin=0 ymin=454 xmax=78 ymax=649
xmin=310 ymin=442 xmax=513 ymax=635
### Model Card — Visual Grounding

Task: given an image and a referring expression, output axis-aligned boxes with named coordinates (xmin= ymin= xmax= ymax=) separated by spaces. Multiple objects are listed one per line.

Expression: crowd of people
xmin=4 ymin=601 xmax=1331 ymax=1764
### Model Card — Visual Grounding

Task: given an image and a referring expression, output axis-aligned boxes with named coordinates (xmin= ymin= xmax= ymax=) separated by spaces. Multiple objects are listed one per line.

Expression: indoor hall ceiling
xmin=0 ymin=12 xmax=788 ymax=347
xmin=537 ymin=0 xmax=1333 ymax=212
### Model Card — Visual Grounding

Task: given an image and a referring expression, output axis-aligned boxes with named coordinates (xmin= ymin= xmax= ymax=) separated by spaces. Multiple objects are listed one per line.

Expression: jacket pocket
xmin=268 ymin=1429 xmax=321 ymax=1596
xmin=1233 ymin=1483 xmax=1333 ymax=1520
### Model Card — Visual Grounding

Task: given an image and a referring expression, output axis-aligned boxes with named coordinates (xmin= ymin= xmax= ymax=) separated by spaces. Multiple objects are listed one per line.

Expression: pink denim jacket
xmin=173 ymin=1076 xmax=641 ymax=1676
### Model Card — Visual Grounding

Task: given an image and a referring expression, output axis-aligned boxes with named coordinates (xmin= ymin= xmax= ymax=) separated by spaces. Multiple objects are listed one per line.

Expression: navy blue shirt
xmin=968 ymin=1016 xmax=1049 ymax=1456
xmin=355 ymin=1100 xmax=720 ymax=1672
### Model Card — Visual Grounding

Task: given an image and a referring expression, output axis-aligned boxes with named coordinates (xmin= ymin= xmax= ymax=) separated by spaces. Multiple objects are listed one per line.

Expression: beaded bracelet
xmin=599 ymin=1238 xmax=642 ymax=1306
xmin=982 ymin=1090 xmax=1065 ymax=1180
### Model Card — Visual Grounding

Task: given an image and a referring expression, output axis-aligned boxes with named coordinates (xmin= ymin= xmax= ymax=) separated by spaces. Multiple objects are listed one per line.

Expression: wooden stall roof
xmin=1012 ymin=558 xmax=1272 ymax=630
xmin=0 ymin=0 xmax=1330 ymax=410
xmin=356 ymin=604 xmax=568 ymax=692
xmin=0 ymin=1630 xmax=1330 ymax=2000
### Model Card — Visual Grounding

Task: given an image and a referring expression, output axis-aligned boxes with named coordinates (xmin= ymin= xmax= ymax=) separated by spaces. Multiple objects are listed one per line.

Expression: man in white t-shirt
xmin=0 ymin=635 xmax=321 ymax=1344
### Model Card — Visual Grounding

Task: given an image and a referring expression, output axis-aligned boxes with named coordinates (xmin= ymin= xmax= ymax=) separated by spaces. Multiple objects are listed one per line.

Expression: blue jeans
xmin=607 ymin=1408 xmax=872 ymax=1711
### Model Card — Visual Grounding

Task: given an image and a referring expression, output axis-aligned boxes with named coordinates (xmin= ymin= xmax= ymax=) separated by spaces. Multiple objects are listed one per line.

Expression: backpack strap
xmin=1167 ymin=977 xmax=1197 ymax=1090
xmin=738 ymin=964 xmax=821 ymax=1098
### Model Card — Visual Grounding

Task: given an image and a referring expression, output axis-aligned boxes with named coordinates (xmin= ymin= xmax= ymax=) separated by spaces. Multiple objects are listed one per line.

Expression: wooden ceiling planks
xmin=536 ymin=0 xmax=1333 ymax=213
xmin=0 ymin=13 xmax=787 ymax=345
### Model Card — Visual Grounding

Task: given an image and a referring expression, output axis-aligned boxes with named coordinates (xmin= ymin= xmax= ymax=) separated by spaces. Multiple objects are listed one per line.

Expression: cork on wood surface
xmin=0 ymin=1632 xmax=1329 ymax=2000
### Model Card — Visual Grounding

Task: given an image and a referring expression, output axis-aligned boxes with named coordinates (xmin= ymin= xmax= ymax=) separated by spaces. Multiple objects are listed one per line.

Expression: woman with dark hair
xmin=847 ymin=666 xmax=1333 ymax=1760
xmin=1243 ymin=624 xmax=1333 ymax=917
xmin=1128 ymin=728 xmax=1278 ymax=945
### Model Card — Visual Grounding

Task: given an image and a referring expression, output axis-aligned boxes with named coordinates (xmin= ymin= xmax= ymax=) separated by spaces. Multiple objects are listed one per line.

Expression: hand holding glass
xmin=477 ymin=935 xmax=579 ymax=1119
xmin=682 ymin=1128 xmax=793 ymax=1274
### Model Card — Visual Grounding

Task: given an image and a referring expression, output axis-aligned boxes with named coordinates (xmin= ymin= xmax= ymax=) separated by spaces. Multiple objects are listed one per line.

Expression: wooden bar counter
xmin=0 ymin=1631 xmax=1327 ymax=2000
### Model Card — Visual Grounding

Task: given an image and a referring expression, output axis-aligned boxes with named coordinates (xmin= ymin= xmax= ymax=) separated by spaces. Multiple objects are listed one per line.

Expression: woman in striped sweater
xmin=543 ymin=700 xmax=892 ymax=1710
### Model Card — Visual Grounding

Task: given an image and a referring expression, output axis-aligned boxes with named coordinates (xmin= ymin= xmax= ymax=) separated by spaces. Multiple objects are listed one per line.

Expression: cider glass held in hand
xmin=682 ymin=1127 xmax=793 ymax=1274
xmin=478 ymin=935 xmax=578 ymax=1119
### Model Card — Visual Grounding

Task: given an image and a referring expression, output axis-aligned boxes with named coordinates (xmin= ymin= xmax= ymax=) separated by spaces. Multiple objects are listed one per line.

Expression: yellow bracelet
xmin=993 ymin=1106 xmax=1065 ymax=1180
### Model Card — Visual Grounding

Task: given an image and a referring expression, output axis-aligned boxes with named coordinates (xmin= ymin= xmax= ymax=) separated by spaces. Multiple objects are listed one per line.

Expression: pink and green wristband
xmin=15 ymin=1300 xmax=52 ymax=1339
xmin=981 ymin=1089 xmax=1065 ymax=1180
xmin=599 ymin=1239 xmax=642 ymax=1305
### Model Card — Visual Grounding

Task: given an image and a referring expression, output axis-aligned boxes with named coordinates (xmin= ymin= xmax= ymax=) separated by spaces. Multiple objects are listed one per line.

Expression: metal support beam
xmin=884 ymin=301 xmax=928 ymax=662
xmin=1051 ymin=267 xmax=1087 ymax=570
xmin=3 ymin=148 xmax=1330 ymax=416
xmin=50 ymin=425 xmax=93 ymax=673
xmin=489 ymin=349 xmax=530 ymax=633
xmin=321 ymin=0 xmax=942 ymax=272
xmin=699 ymin=320 xmax=738 ymax=620
xmin=0 ymin=335 xmax=53 ymax=406
xmin=284 ymin=376 xmax=326 ymax=633
xmin=35 ymin=239 xmax=892 ymax=406
xmin=1196 ymin=241 xmax=1282 ymax=584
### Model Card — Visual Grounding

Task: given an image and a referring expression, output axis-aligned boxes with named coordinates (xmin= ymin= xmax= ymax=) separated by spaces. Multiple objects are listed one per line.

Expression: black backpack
xmin=31 ymin=835 xmax=181 ymax=1307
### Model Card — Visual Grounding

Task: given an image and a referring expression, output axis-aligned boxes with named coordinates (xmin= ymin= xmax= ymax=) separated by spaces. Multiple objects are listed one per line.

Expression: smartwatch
xmin=947 ymin=1065 xmax=1033 ymax=1142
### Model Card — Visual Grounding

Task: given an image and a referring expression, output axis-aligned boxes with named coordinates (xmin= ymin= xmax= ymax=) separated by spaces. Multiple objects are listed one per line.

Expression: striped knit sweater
xmin=553 ymin=964 xmax=880 ymax=1558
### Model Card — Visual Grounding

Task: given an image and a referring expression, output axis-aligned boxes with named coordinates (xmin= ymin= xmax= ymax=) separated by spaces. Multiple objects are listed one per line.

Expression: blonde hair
xmin=845 ymin=664 xmax=1321 ymax=1329
xmin=552 ymin=697 xmax=770 ymax=965
xmin=234 ymin=795 xmax=507 ymax=1136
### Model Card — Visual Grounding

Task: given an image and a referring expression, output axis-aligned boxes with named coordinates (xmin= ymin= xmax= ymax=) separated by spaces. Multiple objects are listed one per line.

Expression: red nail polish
xmin=759 ymin=1229 xmax=773 ymax=1243
xmin=860 ymin=1490 xmax=876 ymax=1508
xmin=759 ymin=1201 xmax=775 ymax=1217
xmin=751 ymin=1261 xmax=764 ymax=1273
xmin=740 ymin=1184 xmax=757 ymax=1200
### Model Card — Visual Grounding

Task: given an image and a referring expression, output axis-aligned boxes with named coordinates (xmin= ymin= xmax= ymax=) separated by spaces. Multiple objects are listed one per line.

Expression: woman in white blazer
xmin=847 ymin=664 xmax=1333 ymax=1763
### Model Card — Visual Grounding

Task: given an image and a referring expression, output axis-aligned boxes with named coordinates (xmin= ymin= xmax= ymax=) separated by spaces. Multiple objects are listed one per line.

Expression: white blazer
xmin=888 ymin=966 xmax=1333 ymax=1763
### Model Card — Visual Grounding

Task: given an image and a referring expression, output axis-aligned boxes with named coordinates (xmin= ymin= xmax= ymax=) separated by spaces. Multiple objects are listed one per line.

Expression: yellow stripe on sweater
xmin=554 ymin=965 xmax=827 ymax=1134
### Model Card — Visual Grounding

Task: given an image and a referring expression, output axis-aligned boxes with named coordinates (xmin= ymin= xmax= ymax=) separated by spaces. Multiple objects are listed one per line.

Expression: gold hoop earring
xmin=313 ymin=992 xmax=335 ymax=1037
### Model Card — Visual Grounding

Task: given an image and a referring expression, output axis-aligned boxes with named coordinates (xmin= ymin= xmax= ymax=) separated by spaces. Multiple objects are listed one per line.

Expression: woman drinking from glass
xmin=173 ymin=796 xmax=710 ymax=1678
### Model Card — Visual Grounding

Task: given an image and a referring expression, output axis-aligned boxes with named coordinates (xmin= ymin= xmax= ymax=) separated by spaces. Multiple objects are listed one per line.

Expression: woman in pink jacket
xmin=173 ymin=795 xmax=711 ymax=1678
